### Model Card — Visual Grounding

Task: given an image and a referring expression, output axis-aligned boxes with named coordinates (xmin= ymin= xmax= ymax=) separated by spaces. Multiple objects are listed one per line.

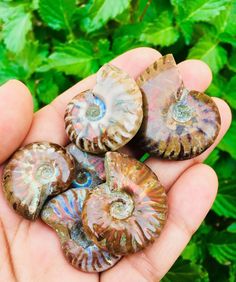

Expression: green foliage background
xmin=0 ymin=0 xmax=236 ymax=281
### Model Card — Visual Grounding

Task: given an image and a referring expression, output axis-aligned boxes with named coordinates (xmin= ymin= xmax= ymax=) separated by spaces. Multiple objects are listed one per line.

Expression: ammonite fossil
xmin=2 ymin=142 xmax=75 ymax=220
xmin=136 ymin=54 xmax=221 ymax=160
xmin=65 ymin=64 xmax=143 ymax=154
xmin=41 ymin=188 xmax=121 ymax=272
xmin=66 ymin=143 xmax=105 ymax=189
xmin=82 ymin=152 xmax=168 ymax=255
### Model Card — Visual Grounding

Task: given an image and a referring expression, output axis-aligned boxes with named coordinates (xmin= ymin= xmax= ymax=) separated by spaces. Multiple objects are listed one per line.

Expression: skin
xmin=0 ymin=48 xmax=232 ymax=282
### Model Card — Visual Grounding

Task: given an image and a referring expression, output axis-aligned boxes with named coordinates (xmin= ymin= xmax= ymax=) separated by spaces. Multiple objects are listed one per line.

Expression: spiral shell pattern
xmin=65 ymin=64 xmax=143 ymax=154
xmin=82 ymin=152 xmax=168 ymax=255
xmin=2 ymin=142 xmax=75 ymax=220
xmin=136 ymin=54 xmax=221 ymax=160
xmin=41 ymin=189 xmax=121 ymax=272
xmin=66 ymin=143 xmax=105 ymax=189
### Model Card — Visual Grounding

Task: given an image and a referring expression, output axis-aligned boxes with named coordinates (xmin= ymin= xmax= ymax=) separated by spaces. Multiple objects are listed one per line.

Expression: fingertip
xmin=167 ymin=163 xmax=219 ymax=235
xmin=178 ymin=59 xmax=212 ymax=92
xmin=193 ymin=163 xmax=218 ymax=200
xmin=7 ymin=79 xmax=32 ymax=99
xmin=111 ymin=47 xmax=162 ymax=78
xmin=0 ymin=80 xmax=33 ymax=163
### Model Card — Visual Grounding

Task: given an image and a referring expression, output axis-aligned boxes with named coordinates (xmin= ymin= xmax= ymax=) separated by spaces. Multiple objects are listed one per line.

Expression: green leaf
xmin=207 ymin=75 xmax=236 ymax=110
xmin=38 ymin=40 xmax=99 ymax=77
xmin=114 ymin=22 xmax=145 ymax=39
xmin=32 ymin=95 xmax=40 ymax=112
xmin=16 ymin=42 xmax=48 ymax=79
xmin=229 ymin=50 xmax=236 ymax=72
xmin=227 ymin=222 xmax=236 ymax=233
xmin=26 ymin=79 xmax=40 ymax=111
xmin=96 ymin=38 xmax=114 ymax=65
xmin=219 ymin=32 xmax=236 ymax=47
xmin=174 ymin=0 xmax=230 ymax=22
xmin=229 ymin=263 xmax=236 ymax=282
xmin=213 ymin=1 xmax=236 ymax=35
xmin=212 ymin=179 xmax=236 ymax=219
xmin=208 ymin=231 xmax=236 ymax=264
xmin=225 ymin=76 xmax=236 ymax=109
xmin=82 ymin=0 xmax=131 ymax=32
xmin=181 ymin=242 xmax=204 ymax=263
xmin=113 ymin=11 xmax=179 ymax=48
xmin=140 ymin=11 xmax=179 ymax=47
xmin=0 ymin=44 xmax=26 ymax=84
xmin=39 ymin=0 xmax=75 ymax=32
xmin=173 ymin=0 xmax=230 ymax=44
xmin=182 ymin=223 xmax=211 ymax=263
xmin=3 ymin=10 xmax=32 ymax=53
xmin=32 ymin=0 xmax=39 ymax=10
xmin=138 ymin=0 xmax=171 ymax=22
xmin=179 ymin=21 xmax=194 ymax=45
xmin=207 ymin=75 xmax=226 ymax=98
xmin=218 ymin=121 xmax=236 ymax=159
xmin=162 ymin=258 xmax=209 ymax=282
xmin=188 ymin=38 xmax=227 ymax=73
xmin=36 ymin=73 xmax=59 ymax=104
xmin=214 ymin=154 xmax=236 ymax=179
xmin=204 ymin=148 xmax=220 ymax=167
xmin=0 ymin=3 xmax=22 ymax=22
xmin=114 ymin=5 xmax=131 ymax=24
xmin=112 ymin=35 xmax=145 ymax=55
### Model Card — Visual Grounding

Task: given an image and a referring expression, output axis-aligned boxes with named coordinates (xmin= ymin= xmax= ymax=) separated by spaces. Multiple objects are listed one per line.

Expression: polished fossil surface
xmin=66 ymin=143 xmax=105 ymax=189
xmin=136 ymin=54 xmax=221 ymax=160
xmin=41 ymin=188 xmax=121 ymax=272
xmin=2 ymin=142 xmax=75 ymax=220
xmin=82 ymin=152 xmax=168 ymax=255
xmin=65 ymin=64 xmax=143 ymax=154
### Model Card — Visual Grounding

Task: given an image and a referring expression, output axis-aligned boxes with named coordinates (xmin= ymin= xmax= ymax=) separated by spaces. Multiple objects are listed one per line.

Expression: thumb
xmin=0 ymin=80 xmax=33 ymax=164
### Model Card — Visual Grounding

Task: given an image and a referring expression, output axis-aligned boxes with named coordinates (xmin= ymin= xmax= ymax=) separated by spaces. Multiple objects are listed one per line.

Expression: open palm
xmin=0 ymin=48 xmax=231 ymax=282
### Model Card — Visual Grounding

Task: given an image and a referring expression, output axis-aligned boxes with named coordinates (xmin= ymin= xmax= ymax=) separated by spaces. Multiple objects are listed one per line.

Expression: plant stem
xmin=139 ymin=0 xmax=152 ymax=22
xmin=139 ymin=153 xmax=150 ymax=163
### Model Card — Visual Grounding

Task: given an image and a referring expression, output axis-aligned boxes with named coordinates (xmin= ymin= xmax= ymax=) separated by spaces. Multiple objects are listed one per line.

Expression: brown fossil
xmin=41 ymin=188 xmax=121 ymax=272
xmin=2 ymin=142 xmax=75 ymax=220
xmin=65 ymin=64 xmax=143 ymax=154
xmin=66 ymin=143 xmax=105 ymax=189
xmin=136 ymin=54 xmax=221 ymax=160
xmin=82 ymin=152 xmax=168 ymax=255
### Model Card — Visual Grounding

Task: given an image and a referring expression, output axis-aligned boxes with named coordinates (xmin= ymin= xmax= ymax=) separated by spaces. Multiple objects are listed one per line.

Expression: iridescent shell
xmin=66 ymin=143 xmax=105 ymax=189
xmin=82 ymin=152 xmax=168 ymax=255
xmin=65 ymin=64 xmax=143 ymax=154
xmin=41 ymin=189 xmax=121 ymax=272
xmin=2 ymin=142 xmax=75 ymax=220
xmin=136 ymin=54 xmax=221 ymax=160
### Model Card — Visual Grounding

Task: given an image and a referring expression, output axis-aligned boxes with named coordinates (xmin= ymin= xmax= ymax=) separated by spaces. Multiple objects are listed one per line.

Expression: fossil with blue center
xmin=65 ymin=64 xmax=143 ymax=154
xmin=41 ymin=188 xmax=121 ymax=272
xmin=66 ymin=143 xmax=105 ymax=189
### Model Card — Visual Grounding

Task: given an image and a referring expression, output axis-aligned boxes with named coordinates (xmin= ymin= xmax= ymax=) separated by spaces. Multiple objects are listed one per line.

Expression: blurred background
xmin=0 ymin=0 xmax=235 ymax=281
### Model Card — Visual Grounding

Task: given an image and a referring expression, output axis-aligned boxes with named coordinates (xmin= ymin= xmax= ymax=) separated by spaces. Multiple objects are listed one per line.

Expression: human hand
xmin=0 ymin=48 xmax=231 ymax=282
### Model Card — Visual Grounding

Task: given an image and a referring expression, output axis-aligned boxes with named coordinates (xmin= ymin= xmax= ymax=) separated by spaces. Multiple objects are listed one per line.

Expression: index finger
xmin=0 ymin=80 xmax=33 ymax=163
